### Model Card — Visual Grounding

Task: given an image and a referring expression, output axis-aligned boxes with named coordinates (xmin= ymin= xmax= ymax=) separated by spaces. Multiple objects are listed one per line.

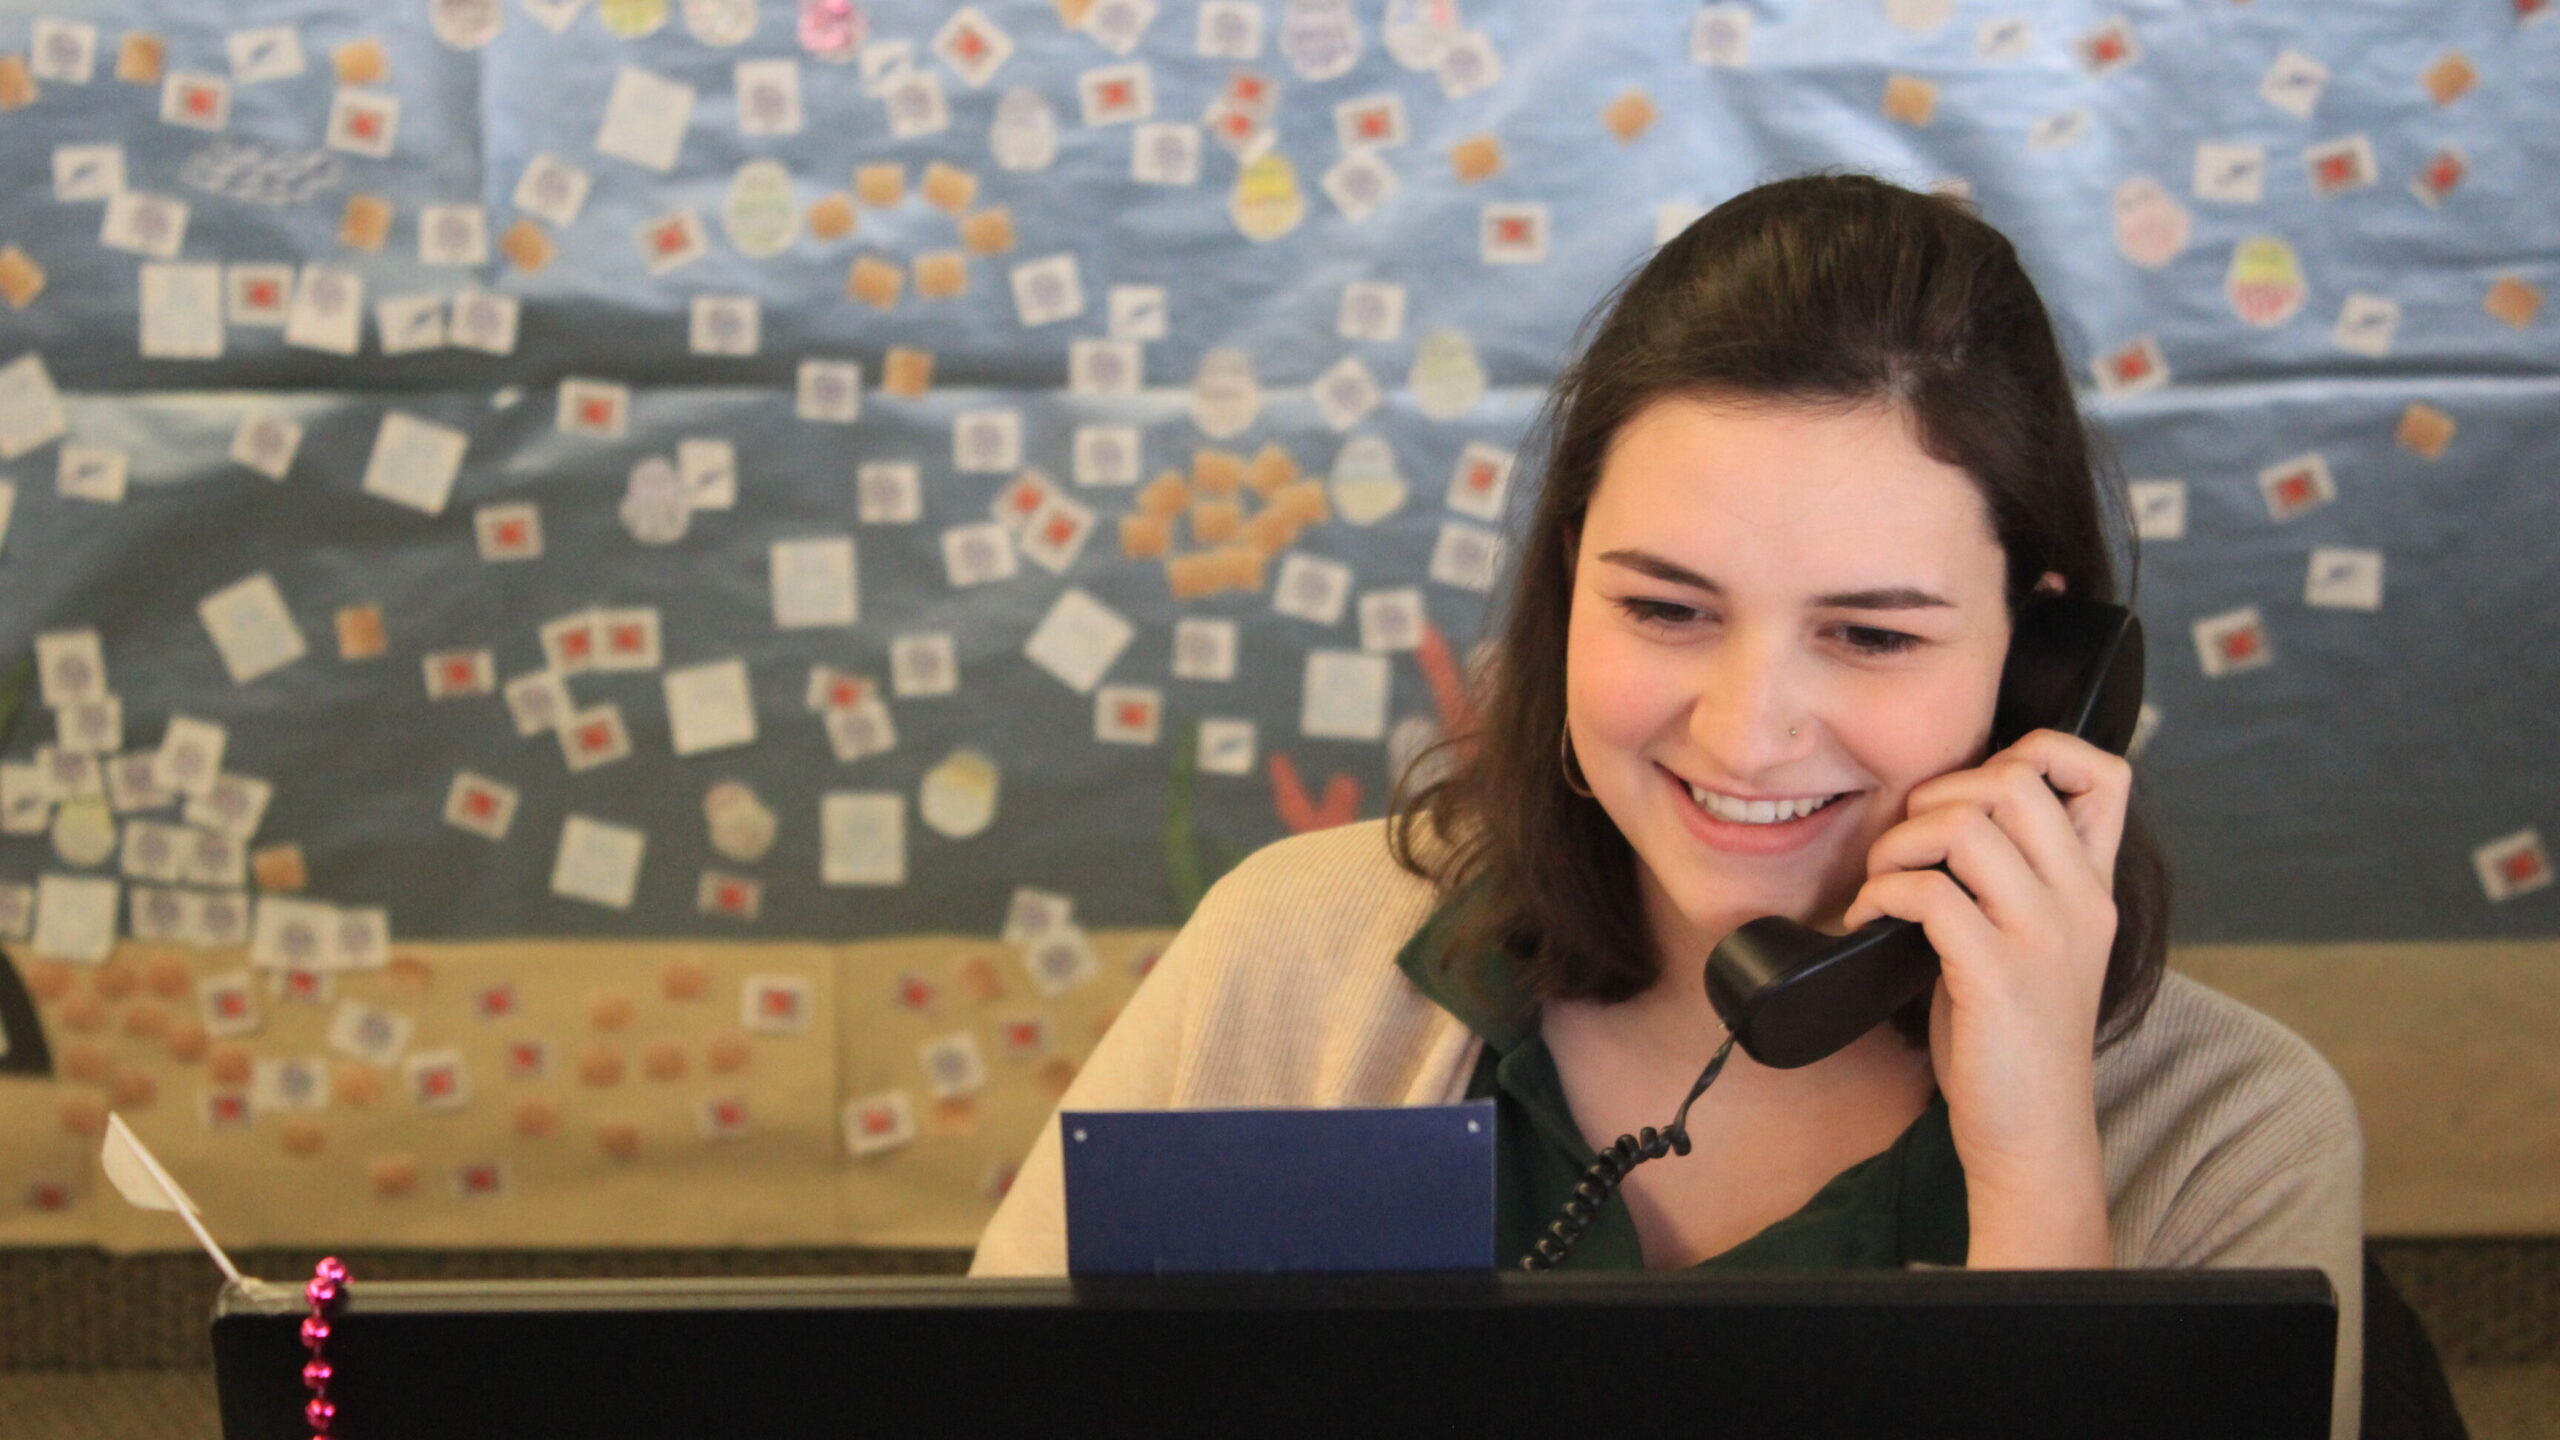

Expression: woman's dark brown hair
xmin=1391 ymin=172 xmax=2170 ymax=1048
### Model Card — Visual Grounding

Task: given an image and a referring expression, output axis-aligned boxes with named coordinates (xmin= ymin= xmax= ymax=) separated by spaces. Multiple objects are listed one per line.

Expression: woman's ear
xmin=2033 ymin=570 xmax=2066 ymax=597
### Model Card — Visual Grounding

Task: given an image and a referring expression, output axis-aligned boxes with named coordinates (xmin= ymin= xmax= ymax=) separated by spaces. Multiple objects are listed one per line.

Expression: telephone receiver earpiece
xmin=1703 ymin=597 xmax=2146 ymax=1070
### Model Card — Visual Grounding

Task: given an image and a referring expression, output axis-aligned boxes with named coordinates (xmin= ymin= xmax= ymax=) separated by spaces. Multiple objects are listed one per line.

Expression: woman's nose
xmin=1686 ymin=637 xmax=1810 ymax=771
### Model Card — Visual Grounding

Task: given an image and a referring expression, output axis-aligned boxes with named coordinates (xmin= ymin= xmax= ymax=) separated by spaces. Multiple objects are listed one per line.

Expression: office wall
xmin=0 ymin=0 xmax=2552 ymax=1248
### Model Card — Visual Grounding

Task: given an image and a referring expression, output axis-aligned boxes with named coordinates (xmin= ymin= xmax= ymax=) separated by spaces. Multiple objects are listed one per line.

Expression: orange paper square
xmin=1191 ymin=449 xmax=1245 ymax=494
xmin=920 ymin=160 xmax=978 ymax=213
xmin=0 ymin=247 xmax=46 ymax=310
xmin=0 ymin=57 xmax=36 ymax=110
xmin=1138 ymin=472 xmax=1191 ymax=520
xmin=959 ymin=205 xmax=1016 ymax=255
xmin=1244 ymin=443 xmax=1300 ymax=496
xmin=2395 ymin=403 xmax=2456 ymax=460
xmin=336 ymin=604 xmax=387 ymax=660
xmin=2422 ymin=52 xmax=2476 ymax=108
xmin=340 ymin=194 xmax=394 ymax=253
xmin=2484 ymin=275 xmax=2542 ymax=329
xmin=882 ymin=347 xmax=935 ymax=397
xmin=807 ymin=192 xmax=857 ymax=241
xmin=1882 ymin=74 xmax=1939 ymax=127
xmin=1241 ymin=507 xmax=1300 ymax=557
xmin=333 ymin=38 xmax=388 ymax=87
xmin=854 ymin=163 xmax=906 ymax=208
xmin=1054 ymin=0 xmax=1096 ymax=26
xmin=500 ymin=219 xmax=554 ymax=273
xmin=914 ymin=250 xmax=968 ymax=299
xmin=1214 ymin=546 xmax=1268 ymax=594
xmin=1189 ymin=498 xmax=1244 ymax=546
xmin=1271 ymin=480 xmax=1333 ymax=527
xmin=1449 ymin=133 xmax=1503 ymax=184
xmin=1603 ymin=90 xmax=1658 ymax=143
xmin=1165 ymin=551 xmax=1223 ymax=599
xmin=847 ymin=255 xmax=904 ymax=309
xmin=252 ymin=844 xmax=309 ymax=893
xmin=1119 ymin=513 xmax=1173 ymax=559
xmin=115 ymin=33 xmax=164 ymax=85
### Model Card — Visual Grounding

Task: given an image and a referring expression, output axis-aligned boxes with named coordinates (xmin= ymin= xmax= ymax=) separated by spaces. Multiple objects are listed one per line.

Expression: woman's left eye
xmin=1616 ymin=597 xmax=1698 ymax=626
xmin=1836 ymin=625 xmax=1919 ymax=656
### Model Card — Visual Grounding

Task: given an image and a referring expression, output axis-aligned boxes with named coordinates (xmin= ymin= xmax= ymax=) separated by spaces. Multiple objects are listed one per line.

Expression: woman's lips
xmin=1661 ymin=765 xmax=1858 ymax=856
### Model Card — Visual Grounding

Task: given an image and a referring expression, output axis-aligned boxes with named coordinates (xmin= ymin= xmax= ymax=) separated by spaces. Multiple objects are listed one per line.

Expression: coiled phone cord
xmin=1519 ymin=1034 xmax=1738 ymax=1271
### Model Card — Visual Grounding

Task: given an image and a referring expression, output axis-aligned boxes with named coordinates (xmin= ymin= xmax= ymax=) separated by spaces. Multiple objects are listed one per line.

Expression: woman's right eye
xmin=1615 ymin=597 xmax=1699 ymax=627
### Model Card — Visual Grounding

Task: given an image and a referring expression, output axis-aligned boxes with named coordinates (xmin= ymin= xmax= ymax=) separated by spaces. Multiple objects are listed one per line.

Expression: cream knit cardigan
xmin=973 ymin=821 xmax=2365 ymax=1439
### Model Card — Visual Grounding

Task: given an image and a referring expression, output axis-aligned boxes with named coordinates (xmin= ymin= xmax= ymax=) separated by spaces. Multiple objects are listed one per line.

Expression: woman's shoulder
xmin=2093 ymin=970 xmax=2362 ymax=1166
xmin=1192 ymin=818 xmax=1444 ymax=934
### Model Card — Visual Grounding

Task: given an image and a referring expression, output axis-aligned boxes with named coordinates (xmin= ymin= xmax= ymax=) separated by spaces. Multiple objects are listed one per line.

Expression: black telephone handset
xmin=1702 ymin=596 xmax=2147 ymax=1070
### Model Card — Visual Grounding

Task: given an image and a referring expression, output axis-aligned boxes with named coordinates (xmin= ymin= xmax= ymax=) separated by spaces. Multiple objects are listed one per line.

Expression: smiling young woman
xmin=973 ymin=173 xmax=2363 ymax=1439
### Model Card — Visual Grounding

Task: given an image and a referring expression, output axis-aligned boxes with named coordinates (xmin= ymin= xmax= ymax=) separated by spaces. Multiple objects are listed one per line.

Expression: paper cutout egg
xmin=430 ymin=0 xmax=505 ymax=49
xmin=1229 ymin=152 xmax=1307 ymax=243
xmin=598 ymin=0 xmax=670 ymax=39
xmin=1382 ymin=0 xmax=1462 ymax=69
xmin=684 ymin=0 xmax=758 ymax=45
xmin=1329 ymin=434 xmax=1407 ymax=525
xmin=1190 ymin=348 xmax=1264 ymax=438
xmin=798 ymin=0 xmax=865 ymax=61
xmin=723 ymin=159 xmax=798 ymax=258
xmin=51 ymin=795 xmax=116 ymax=869
xmin=1408 ymin=329 xmax=1487 ymax=419
xmin=705 ymin=780 xmax=778 ymax=862
xmin=2226 ymin=235 xmax=2307 ymax=328
xmin=920 ymin=749 xmax=1001 ymax=839
xmin=990 ymin=86 xmax=1060 ymax=173
xmin=621 ymin=457 xmax=692 ymax=546
xmin=2111 ymin=175 xmax=2191 ymax=270
xmin=1280 ymin=0 xmax=1363 ymax=82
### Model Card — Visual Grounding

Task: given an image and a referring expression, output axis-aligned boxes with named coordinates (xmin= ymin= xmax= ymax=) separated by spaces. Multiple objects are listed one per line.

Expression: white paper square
xmin=1430 ymin=521 xmax=1501 ymax=592
xmin=2193 ymin=142 xmax=2266 ymax=204
xmin=154 ymin=716 xmax=227 ymax=797
xmin=33 ymin=874 xmax=118 ymax=964
xmin=1025 ymin=587 xmax=1134 ymax=693
xmin=53 ymin=143 xmax=123 ymax=201
xmin=2192 ymin=606 xmax=2274 ymax=679
xmin=2128 ymin=480 xmax=2186 ymax=541
xmin=36 ymin=629 xmax=105 ymax=706
xmin=0 ymin=480 xmax=15 ymax=559
xmin=323 ymin=87 xmax=399 ymax=156
xmin=597 ymin=66 xmax=695 ymax=172
xmin=1131 ymin=122 xmax=1201 ymax=184
xmin=450 ymin=289 xmax=520 ymax=355
xmin=735 ymin=58 xmax=804 ymax=135
xmin=1338 ymin=281 xmax=1406 ymax=342
xmin=857 ymin=461 xmax=921 ymax=523
xmin=772 ymin=536 xmax=859 ymax=628
xmin=558 ymin=377 xmax=630 ymax=438
xmin=160 ymin=73 xmax=232 ymax=131
xmin=31 ymin=20 xmax=98 ymax=84
xmin=1311 ymin=355 xmax=1383 ymax=432
xmin=138 ymin=263 xmax=224 ymax=360
xmin=375 ymin=294 xmax=446 ymax=356
xmin=678 ymin=438 xmax=738 ymax=509
xmin=1436 ymin=29 xmax=1503 ymax=97
xmin=1359 ymin=588 xmax=1427 ymax=652
xmin=933 ymin=7 xmax=1015 ymax=87
xmin=57 ymin=445 xmax=129 ymax=504
xmin=503 ymin=670 xmax=572 ymax=735
xmin=2260 ymin=48 xmax=2328 ymax=121
xmin=101 ymin=191 xmax=188 ymax=259
xmin=881 ymin=69 xmax=950 ymax=139
xmin=1444 ymin=441 xmax=1514 ymax=521
xmin=512 ymin=152 xmax=592 ymax=227
xmin=361 ymin=411 xmax=469 ymax=516
xmin=1274 ymin=553 xmax=1354 ymax=625
xmin=797 ymin=360 xmax=861 ymax=423
xmin=1172 ymin=617 xmax=1240 ymax=681
xmin=1322 ymin=150 xmax=1397 ymax=223
xmin=227 ymin=26 xmax=306 ymax=84
xmin=0 ymin=354 xmax=68 ymax=460
xmin=843 ymin=1090 xmax=916 ymax=1155
xmin=824 ymin=699 xmax=898 ymax=763
xmin=822 ymin=792 xmax=906 ymax=885
xmin=444 ymin=770 xmax=519 ymax=840
xmin=1070 ymin=338 xmax=1143 ymax=396
xmin=890 ymin=633 xmax=959 ymax=697
xmin=941 ymin=522 xmax=1019 ymax=587
xmin=1482 ymin=203 xmax=1549 ymax=264
xmin=187 ymin=772 xmax=272 ymax=840
xmin=1197 ymin=718 xmax=1257 ymax=775
xmin=1107 ymin=285 xmax=1168 ymax=341
xmin=666 ymin=659 xmax=759 ymax=755
xmin=635 ymin=208 xmax=708 ymax=274
xmin=1302 ymin=650 xmax=1391 ymax=741
xmin=593 ymin=607 xmax=663 ymax=671
xmin=1079 ymin=61 xmax=1155 ymax=125
xmin=251 ymin=895 xmax=340 ymax=970
xmin=688 ymin=294 xmax=761 ymax=355
xmin=2333 ymin=293 xmax=2399 ymax=359
xmin=1073 ymin=425 xmax=1142 ymax=487
xmin=198 ymin=573 xmax=307 ymax=684
xmin=2305 ymin=548 xmax=2383 ymax=612
xmin=411 ymin=203 xmax=485 ymax=266
xmin=954 ymin=409 xmax=1023 ymax=472
xmin=1198 ymin=0 xmax=1263 ymax=57
xmin=1011 ymin=254 xmax=1086 ymax=328
xmin=226 ymin=264 xmax=292 ymax=326
xmin=552 ymin=814 xmax=646 ymax=910
xmin=284 ymin=266 xmax=363 ymax=356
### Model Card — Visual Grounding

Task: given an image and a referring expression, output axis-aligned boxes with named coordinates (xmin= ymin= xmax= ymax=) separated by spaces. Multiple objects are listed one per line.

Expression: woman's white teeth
xmin=1684 ymin=784 xmax=1838 ymax=824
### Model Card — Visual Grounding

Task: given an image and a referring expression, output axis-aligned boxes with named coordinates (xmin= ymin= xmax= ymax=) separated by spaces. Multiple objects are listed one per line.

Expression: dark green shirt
xmin=1393 ymin=907 xmax=1969 ymax=1272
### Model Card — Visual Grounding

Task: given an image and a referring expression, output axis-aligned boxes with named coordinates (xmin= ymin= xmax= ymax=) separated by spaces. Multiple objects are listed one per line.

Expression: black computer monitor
xmin=213 ymin=1268 xmax=2335 ymax=1438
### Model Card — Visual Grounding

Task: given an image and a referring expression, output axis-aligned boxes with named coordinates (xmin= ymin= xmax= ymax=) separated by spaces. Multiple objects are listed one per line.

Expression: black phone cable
xmin=1519 ymin=1035 xmax=1737 ymax=1271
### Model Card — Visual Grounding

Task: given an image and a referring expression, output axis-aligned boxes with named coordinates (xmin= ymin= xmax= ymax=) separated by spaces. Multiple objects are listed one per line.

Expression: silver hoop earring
xmin=1559 ymin=722 xmax=1596 ymax=799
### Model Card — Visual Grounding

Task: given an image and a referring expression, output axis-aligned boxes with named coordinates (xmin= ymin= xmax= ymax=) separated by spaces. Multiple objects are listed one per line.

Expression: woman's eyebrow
xmin=1594 ymin=548 xmax=1953 ymax=611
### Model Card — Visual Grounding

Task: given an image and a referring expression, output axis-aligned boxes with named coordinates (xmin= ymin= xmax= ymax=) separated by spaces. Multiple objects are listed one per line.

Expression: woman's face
xmin=1565 ymin=394 xmax=2017 ymax=969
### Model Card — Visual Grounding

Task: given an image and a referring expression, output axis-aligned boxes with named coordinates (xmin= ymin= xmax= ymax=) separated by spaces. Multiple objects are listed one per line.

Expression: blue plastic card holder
xmin=1059 ymin=1101 xmax=1497 ymax=1276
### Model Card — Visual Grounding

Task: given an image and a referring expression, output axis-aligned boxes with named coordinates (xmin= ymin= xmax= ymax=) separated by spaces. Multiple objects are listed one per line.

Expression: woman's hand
xmin=1838 ymin=727 xmax=2133 ymax=1266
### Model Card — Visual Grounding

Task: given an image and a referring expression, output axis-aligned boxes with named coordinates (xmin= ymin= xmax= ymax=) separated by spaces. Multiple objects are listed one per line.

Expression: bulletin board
xmin=0 ymin=0 xmax=2553 ymax=1251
